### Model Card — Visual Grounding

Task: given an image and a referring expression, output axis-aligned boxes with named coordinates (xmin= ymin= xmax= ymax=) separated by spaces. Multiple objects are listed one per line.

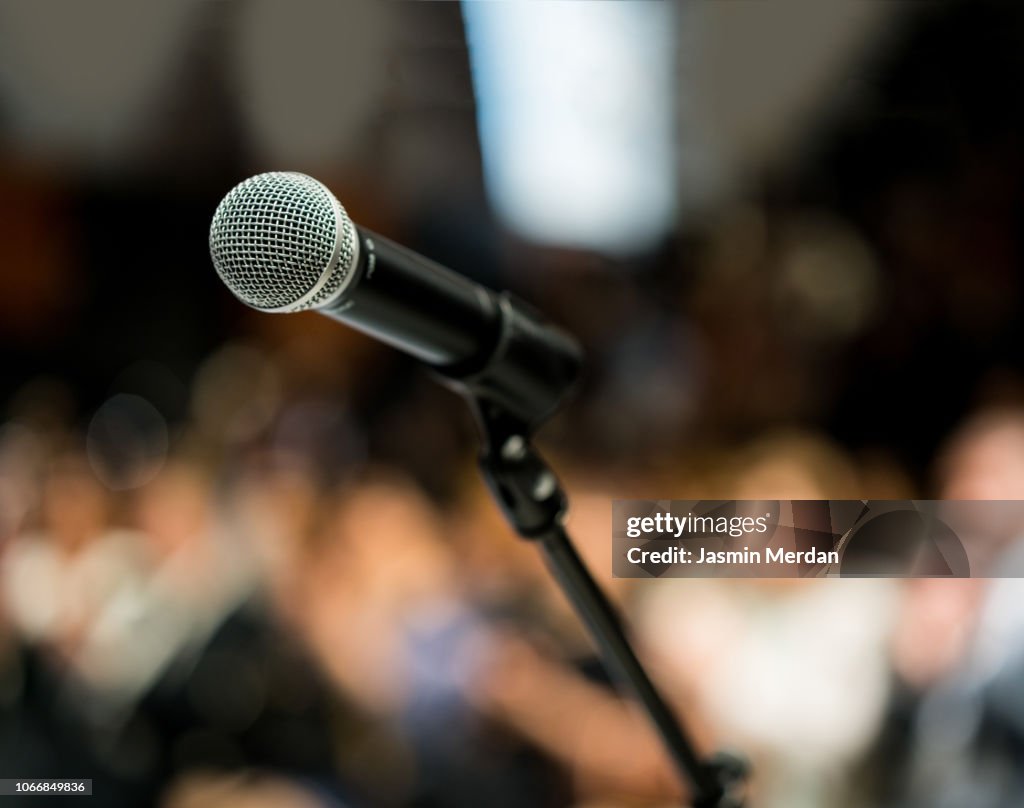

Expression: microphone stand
xmin=464 ymin=399 xmax=749 ymax=808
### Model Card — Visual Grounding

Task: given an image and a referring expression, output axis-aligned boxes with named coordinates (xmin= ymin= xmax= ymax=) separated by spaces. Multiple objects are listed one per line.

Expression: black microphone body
xmin=327 ymin=228 xmax=502 ymax=370
xmin=335 ymin=228 xmax=582 ymax=427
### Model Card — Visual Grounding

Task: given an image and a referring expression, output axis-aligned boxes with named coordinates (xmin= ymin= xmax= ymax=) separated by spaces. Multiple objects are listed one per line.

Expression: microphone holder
xmin=463 ymin=397 xmax=749 ymax=808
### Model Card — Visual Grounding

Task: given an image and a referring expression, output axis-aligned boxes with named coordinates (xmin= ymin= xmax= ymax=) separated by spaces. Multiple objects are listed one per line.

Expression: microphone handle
xmin=322 ymin=228 xmax=503 ymax=371
xmin=322 ymin=227 xmax=582 ymax=428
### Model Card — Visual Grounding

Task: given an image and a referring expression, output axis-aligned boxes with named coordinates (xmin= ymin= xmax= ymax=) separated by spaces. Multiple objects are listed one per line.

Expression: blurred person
xmin=0 ymin=451 xmax=156 ymax=801
xmin=297 ymin=470 xmax=566 ymax=808
xmin=632 ymin=431 xmax=899 ymax=808
xmin=936 ymin=404 xmax=1024 ymax=502
xmin=62 ymin=459 xmax=259 ymax=712
xmin=0 ymin=420 xmax=51 ymax=544
xmin=863 ymin=405 xmax=1024 ymax=808
xmin=134 ymin=460 xmax=247 ymax=601
xmin=226 ymin=456 xmax=326 ymax=622
xmin=301 ymin=471 xmax=465 ymax=717
xmin=885 ymin=406 xmax=1024 ymax=693
xmin=0 ymin=419 xmax=48 ymax=718
xmin=1 ymin=452 xmax=143 ymax=669
xmin=729 ymin=430 xmax=864 ymax=501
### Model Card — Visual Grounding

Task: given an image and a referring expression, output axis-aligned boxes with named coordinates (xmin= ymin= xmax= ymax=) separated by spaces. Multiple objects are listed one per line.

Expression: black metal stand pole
xmin=537 ymin=523 xmax=725 ymax=803
xmin=467 ymin=403 xmax=747 ymax=808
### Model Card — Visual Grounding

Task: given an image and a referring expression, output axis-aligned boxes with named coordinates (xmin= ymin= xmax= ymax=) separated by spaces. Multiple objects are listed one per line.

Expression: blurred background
xmin=1 ymin=1 xmax=1024 ymax=806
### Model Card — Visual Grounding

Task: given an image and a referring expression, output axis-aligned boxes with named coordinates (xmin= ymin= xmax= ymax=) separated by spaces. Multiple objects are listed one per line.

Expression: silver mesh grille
xmin=209 ymin=172 xmax=357 ymax=312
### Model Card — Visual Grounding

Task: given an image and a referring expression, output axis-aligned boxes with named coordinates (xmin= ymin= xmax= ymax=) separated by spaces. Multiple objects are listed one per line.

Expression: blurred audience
xmin=3 ymin=338 xmax=1024 ymax=808
xmin=2 ymin=1 xmax=1024 ymax=806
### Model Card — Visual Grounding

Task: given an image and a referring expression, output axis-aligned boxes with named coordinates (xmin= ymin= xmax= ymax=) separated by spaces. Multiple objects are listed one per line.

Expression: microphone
xmin=209 ymin=177 xmax=742 ymax=802
xmin=209 ymin=172 xmax=581 ymax=427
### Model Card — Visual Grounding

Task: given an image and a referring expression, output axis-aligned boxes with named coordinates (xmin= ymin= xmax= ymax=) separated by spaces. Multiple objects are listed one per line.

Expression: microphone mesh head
xmin=209 ymin=172 xmax=358 ymax=312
